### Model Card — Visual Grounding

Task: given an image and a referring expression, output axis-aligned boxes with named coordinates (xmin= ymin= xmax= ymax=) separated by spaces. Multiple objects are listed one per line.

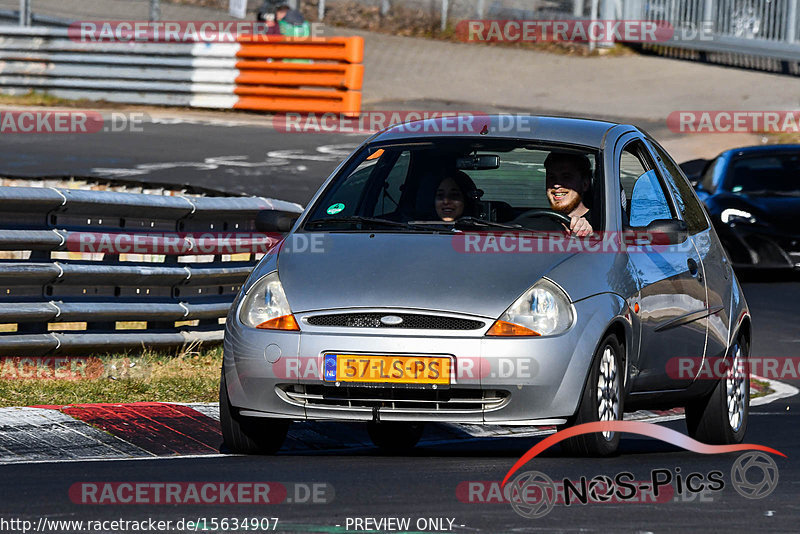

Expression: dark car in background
xmin=690 ymin=145 xmax=800 ymax=270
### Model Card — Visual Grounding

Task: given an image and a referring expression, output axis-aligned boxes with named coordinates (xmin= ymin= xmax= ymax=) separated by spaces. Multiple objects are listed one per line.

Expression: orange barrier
xmin=233 ymin=88 xmax=361 ymax=115
xmin=233 ymin=36 xmax=364 ymax=115
xmin=234 ymin=63 xmax=364 ymax=90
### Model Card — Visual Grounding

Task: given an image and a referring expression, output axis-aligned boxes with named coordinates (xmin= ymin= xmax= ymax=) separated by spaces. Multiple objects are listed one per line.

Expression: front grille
xmin=305 ymin=313 xmax=485 ymax=330
xmin=277 ymin=384 xmax=509 ymax=413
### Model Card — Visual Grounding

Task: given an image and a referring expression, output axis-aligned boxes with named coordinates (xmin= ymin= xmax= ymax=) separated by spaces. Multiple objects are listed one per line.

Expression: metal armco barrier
xmin=620 ymin=0 xmax=800 ymax=71
xmin=0 ymin=27 xmax=364 ymax=114
xmin=0 ymin=186 xmax=303 ymax=355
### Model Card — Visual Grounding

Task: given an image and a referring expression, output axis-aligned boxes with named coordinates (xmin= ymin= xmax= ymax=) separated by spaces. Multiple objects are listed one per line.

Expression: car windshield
xmin=727 ymin=153 xmax=800 ymax=195
xmin=304 ymin=139 xmax=602 ymax=232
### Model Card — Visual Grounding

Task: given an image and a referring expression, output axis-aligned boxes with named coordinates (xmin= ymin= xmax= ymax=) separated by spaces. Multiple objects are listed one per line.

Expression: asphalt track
xmin=0 ymin=114 xmax=799 ymax=533
xmin=0 ymin=103 xmax=669 ymax=206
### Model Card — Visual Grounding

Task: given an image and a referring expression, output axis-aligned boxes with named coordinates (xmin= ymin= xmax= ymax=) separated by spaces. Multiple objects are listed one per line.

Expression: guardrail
xmin=0 ymin=186 xmax=302 ymax=355
xmin=0 ymin=27 xmax=364 ymax=114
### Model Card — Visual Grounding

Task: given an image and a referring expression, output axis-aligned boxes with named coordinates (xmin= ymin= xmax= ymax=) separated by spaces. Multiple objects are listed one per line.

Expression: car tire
xmin=560 ymin=334 xmax=624 ymax=457
xmin=367 ymin=421 xmax=424 ymax=453
xmin=219 ymin=371 xmax=289 ymax=454
xmin=685 ymin=336 xmax=749 ymax=444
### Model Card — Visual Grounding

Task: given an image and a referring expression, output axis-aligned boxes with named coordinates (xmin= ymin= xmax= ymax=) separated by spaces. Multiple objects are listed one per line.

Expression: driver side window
xmin=620 ymin=142 xmax=674 ymax=228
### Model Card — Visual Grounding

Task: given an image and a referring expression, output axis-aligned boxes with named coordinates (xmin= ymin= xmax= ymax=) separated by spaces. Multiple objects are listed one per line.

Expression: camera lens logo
xmin=586 ymin=475 xmax=615 ymax=502
xmin=730 ymin=451 xmax=779 ymax=499
xmin=506 ymin=471 xmax=556 ymax=519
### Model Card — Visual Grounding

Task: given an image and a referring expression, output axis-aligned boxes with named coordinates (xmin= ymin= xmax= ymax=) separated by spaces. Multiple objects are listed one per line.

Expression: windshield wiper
xmin=452 ymin=217 xmax=526 ymax=231
xmin=305 ymin=216 xmax=433 ymax=231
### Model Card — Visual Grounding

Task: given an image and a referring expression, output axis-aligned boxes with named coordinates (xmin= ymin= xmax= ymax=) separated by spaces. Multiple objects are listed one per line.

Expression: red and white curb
xmin=0 ymin=378 xmax=795 ymax=465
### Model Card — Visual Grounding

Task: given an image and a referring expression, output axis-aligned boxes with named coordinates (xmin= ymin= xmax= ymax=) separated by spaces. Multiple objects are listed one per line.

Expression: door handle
xmin=687 ymin=258 xmax=699 ymax=276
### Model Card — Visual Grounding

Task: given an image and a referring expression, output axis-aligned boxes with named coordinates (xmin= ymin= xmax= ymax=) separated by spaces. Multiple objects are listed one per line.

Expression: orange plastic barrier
xmin=233 ymin=88 xmax=361 ymax=116
xmin=236 ymin=36 xmax=364 ymax=63
xmin=234 ymin=63 xmax=364 ymax=90
xmin=233 ymin=36 xmax=364 ymax=115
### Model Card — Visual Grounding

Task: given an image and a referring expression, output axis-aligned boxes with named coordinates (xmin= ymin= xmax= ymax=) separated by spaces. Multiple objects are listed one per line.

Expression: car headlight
xmin=721 ymin=208 xmax=755 ymax=224
xmin=487 ymin=278 xmax=574 ymax=337
xmin=239 ymin=271 xmax=299 ymax=331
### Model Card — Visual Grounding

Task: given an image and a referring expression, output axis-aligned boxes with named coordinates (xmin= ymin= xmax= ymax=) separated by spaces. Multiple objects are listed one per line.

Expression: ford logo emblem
xmin=380 ymin=315 xmax=403 ymax=326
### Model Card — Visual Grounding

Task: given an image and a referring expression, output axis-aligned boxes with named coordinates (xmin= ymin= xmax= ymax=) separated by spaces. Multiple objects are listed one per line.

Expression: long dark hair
xmin=436 ymin=170 xmax=479 ymax=217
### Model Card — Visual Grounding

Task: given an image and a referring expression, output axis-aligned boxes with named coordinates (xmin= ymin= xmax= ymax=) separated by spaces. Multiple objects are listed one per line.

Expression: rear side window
xmin=620 ymin=141 xmax=674 ymax=228
xmin=648 ymin=140 xmax=710 ymax=234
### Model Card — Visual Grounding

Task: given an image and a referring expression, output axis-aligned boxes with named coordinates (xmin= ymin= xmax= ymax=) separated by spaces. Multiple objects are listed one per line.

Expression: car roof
xmin=721 ymin=144 xmax=800 ymax=158
xmin=370 ymin=114 xmax=628 ymax=149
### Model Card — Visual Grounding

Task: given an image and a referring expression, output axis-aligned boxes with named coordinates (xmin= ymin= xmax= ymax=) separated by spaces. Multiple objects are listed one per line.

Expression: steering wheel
xmin=511 ymin=209 xmax=572 ymax=230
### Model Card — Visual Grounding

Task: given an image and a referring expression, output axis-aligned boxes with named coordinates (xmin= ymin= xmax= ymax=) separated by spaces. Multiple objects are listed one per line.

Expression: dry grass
xmin=764 ymin=132 xmax=800 ymax=145
xmin=0 ymin=343 xmax=222 ymax=407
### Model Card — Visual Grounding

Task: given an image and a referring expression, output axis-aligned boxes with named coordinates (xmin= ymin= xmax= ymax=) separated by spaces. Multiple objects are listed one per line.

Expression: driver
xmin=544 ymin=152 xmax=594 ymax=237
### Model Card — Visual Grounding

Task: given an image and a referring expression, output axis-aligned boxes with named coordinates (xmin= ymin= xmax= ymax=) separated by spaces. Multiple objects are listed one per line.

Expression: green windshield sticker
xmin=326 ymin=203 xmax=345 ymax=215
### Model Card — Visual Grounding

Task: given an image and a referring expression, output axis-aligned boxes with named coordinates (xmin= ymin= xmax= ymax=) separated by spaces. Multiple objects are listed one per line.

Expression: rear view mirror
xmin=456 ymin=154 xmax=499 ymax=170
xmin=256 ymin=210 xmax=299 ymax=232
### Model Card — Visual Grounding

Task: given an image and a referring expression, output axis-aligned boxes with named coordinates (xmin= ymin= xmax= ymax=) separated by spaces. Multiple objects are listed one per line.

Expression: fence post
xmin=380 ymin=0 xmax=390 ymax=17
xmin=573 ymin=0 xmax=584 ymax=17
xmin=477 ymin=0 xmax=486 ymax=18
xmin=19 ymin=0 xmax=31 ymax=26
xmin=788 ymin=0 xmax=798 ymax=43
xmin=149 ymin=0 xmax=160 ymax=22
xmin=318 ymin=0 xmax=325 ymax=21
xmin=441 ymin=0 xmax=449 ymax=31
xmin=703 ymin=0 xmax=714 ymax=26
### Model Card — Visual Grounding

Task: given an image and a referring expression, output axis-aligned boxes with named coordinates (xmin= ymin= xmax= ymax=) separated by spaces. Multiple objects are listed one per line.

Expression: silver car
xmin=220 ymin=116 xmax=751 ymax=456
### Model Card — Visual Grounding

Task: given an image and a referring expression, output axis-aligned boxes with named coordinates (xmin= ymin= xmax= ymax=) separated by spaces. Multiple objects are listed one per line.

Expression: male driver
xmin=543 ymin=152 xmax=594 ymax=237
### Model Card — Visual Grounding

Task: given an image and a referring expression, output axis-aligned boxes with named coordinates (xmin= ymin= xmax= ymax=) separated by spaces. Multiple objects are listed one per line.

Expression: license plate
xmin=323 ymin=354 xmax=451 ymax=385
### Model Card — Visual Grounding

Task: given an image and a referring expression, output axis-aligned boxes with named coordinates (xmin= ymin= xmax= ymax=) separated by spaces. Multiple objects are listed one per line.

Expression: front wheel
xmin=685 ymin=336 xmax=750 ymax=444
xmin=219 ymin=371 xmax=289 ymax=454
xmin=560 ymin=334 xmax=624 ymax=456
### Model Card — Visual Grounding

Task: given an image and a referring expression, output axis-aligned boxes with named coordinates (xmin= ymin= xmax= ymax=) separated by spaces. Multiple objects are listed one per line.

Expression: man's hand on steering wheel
xmin=568 ymin=215 xmax=593 ymax=237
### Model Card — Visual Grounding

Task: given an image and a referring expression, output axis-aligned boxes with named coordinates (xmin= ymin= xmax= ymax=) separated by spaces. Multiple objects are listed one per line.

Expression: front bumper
xmin=223 ymin=295 xmax=623 ymax=424
xmin=720 ymin=222 xmax=800 ymax=269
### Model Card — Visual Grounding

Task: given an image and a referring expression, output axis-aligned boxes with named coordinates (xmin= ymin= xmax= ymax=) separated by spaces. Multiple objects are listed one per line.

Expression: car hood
xmin=727 ymin=193 xmax=800 ymax=229
xmin=276 ymin=232 xmax=579 ymax=317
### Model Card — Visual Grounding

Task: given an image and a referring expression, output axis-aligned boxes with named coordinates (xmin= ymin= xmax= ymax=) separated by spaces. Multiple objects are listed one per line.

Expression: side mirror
xmin=256 ymin=210 xmax=299 ymax=232
xmin=626 ymin=219 xmax=688 ymax=246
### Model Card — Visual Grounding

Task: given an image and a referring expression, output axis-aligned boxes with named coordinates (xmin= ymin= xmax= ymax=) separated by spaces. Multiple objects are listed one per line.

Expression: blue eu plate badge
xmin=324 ymin=354 xmax=337 ymax=381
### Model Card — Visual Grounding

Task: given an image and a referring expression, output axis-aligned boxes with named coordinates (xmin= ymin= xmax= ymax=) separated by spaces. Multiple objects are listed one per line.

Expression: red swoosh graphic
xmin=502 ymin=420 xmax=786 ymax=487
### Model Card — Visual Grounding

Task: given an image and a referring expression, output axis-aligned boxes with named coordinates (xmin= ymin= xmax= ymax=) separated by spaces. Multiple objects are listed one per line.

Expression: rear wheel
xmin=219 ymin=371 xmax=289 ymax=454
xmin=560 ymin=334 xmax=624 ymax=456
xmin=685 ymin=336 xmax=749 ymax=444
xmin=367 ymin=421 xmax=424 ymax=453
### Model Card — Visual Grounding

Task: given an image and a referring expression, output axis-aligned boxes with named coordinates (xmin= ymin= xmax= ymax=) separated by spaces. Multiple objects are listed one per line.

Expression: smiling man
xmin=544 ymin=152 xmax=594 ymax=236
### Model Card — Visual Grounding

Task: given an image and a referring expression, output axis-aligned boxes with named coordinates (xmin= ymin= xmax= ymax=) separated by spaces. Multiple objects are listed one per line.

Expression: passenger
xmin=434 ymin=171 xmax=478 ymax=221
xmin=543 ymin=152 xmax=594 ymax=236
